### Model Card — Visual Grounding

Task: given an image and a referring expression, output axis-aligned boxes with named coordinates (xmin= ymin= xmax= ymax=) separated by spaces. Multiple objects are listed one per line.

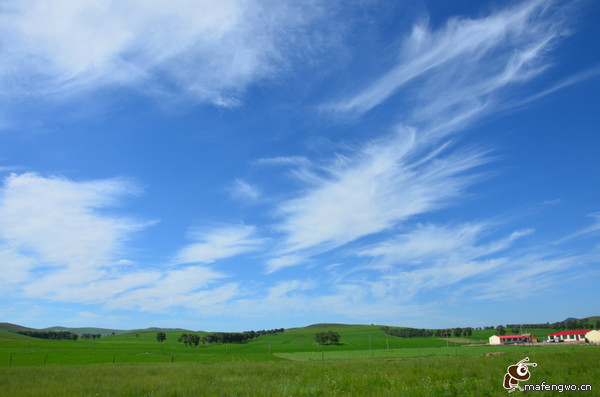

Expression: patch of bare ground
xmin=437 ymin=337 xmax=476 ymax=344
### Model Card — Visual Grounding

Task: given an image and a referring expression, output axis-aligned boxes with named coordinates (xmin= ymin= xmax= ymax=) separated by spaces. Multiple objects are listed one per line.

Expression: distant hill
xmin=0 ymin=322 xmax=195 ymax=337
xmin=138 ymin=327 xmax=194 ymax=333
xmin=583 ymin=315 xmax=600 ymax=323
xmin=0 ymin=322 xmax=37 ymax=334
xmin=43 ymin=326 xmax=129 ymax=336
xmin=0 ymin=329 xmax=33 ymax=341
xmin=44 ymin=326 xmax=196 ymax=336
xmin=1 ymin=315 xmax=598 ymax=338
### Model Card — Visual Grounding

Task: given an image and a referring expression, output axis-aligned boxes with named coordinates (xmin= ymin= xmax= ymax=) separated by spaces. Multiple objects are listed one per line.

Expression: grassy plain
xmin=1 ymin=349 xmax=598 ymax=396
xmin=1 ymin=324 xmax=598 ymax=396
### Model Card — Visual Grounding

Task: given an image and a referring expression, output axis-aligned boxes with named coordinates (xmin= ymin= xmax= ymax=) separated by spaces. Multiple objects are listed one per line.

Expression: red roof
xmin=548 ymin=330 xmax=590 ymax=336
xmin=498 ymin=334 xmax=530 ymax=339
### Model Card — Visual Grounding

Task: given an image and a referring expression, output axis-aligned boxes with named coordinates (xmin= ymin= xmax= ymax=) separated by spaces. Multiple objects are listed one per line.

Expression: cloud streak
xmin=0 ymin=173 xmax=238 ymax=312
xmin=0 ymin=0 xmax=324 ymax=107
xmin=326 ymin=0 xmax=569 ymax=130
xmin=271 ymin=128 xmax=488 ymax=265
xmin=0 ymin=173 xmax=147 ymax=270
xmin=175 ymin=224 xmax=264 ymax=264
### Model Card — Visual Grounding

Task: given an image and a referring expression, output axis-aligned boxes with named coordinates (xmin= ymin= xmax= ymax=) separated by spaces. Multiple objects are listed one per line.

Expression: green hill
xmin=0 ymin=322 xmax=36 ymax=334
xmin=0 ymin=329 xmax=32 ymax=341
xmin=43 ymin=326 xmax=130 ymax=336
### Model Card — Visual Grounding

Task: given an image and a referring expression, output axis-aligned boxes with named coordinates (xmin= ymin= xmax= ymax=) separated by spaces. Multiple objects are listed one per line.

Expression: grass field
xmin=0 ymin=324 xmax=598 ymax=396
xmin=1 ymin=349 xmax=598 ymax=396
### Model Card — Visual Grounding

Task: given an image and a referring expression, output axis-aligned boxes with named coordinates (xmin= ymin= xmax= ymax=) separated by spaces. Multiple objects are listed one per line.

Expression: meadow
xmin=0 ymin=324 xmax=598 ymax=396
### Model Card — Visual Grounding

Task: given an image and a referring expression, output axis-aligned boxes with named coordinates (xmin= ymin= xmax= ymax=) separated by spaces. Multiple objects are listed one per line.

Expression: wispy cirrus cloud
xmin=253 ymin=156 xmax=310 ymax=167
xmin=555 ymin=212 xmax=600 ymax=244
xmin=175 ymin=224 xmax=264 ymax=264
xmin=265 ymin=0 xmax=583 ymax=273
xmin=325 ymin=0 xmax=570 ymax=130
xmin=461 ymin=250 xmax=600 ymax=301
xmin=0 ymin=0 xmax=326 ymax=107
xmin=358 ymin=223 xmax=534 ymax=269
xmin=104 ymin=268 xmax=235 ymax=312
xmin=351 ymin=222 xmax=535 ymax=298
xmin=270 ymin=128 xmax=488 ymax=263
xmin=229 ymin=179 xmax=261 ymax=203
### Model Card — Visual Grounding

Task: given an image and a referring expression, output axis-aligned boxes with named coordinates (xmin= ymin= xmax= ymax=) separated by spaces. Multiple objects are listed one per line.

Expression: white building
xmin=489 ymin=334 xmax=532 ymax=345
xmin=585 ymin=330 xmax=600 ymax=344
xmin=547 ymin=330 xmax=589 ymax=342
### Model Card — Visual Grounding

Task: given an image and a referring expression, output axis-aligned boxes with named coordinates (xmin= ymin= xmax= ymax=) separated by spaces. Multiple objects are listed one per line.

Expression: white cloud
xmin=556 ymin=212 xmax=600 ymax=243
xmin=175 ymin=224 xmax=264 ymax=264
xmin=0 ymin=0 xmax=325 ymax=107
xmin=0 ymin=173 xmax=147 ymax=269
xmin=107 ymin=279 xmax=239 ymax=313
xmin=326 ymin=0 xmax=568 ymax=130
xmin=0 ymin=173 xmax=155 ymax=302
xmin=272 ymin=128 xmax=487 ymax=258
xmin=462 ymin=251 xmax=599 ymax=301
xmin=265 ymin=254 xmax=305 ymax=273
xmin=0 ymin=173 xmax=248 ymax=312
xmin=266 ymin=279 xmax=313 ymax=300
xmin=348 ymin=223 xmax=520 ymax=298
xmin=230 ymin=179 xmax=261 ymax=202
xmin=0 ymin=245 xmax=35 ymax=289
xmin=358 ymin=223 xmax=534 ymax=268
xmin=254 ymin=156 xmax=310 ymax=167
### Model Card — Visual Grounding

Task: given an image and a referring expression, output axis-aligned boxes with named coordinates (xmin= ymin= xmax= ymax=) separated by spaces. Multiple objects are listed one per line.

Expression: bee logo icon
xmin=503 ymin=357 xmax=537 ymax=393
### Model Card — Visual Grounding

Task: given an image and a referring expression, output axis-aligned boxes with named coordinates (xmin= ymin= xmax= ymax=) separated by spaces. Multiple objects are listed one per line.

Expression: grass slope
xmin=1 ymin=320 xmax=598 ymax=368
xmin=0 ymin=323 xmax=36 ymax=334
xmin=0 ymin=323 xmax=580 ymax=367
xmin=0 ymin=330 xmax=31 ymax=342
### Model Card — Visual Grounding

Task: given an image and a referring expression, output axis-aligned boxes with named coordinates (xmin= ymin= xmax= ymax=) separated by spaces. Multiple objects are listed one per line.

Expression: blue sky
xmin=1 ymin=0 xmax=599 ymax=332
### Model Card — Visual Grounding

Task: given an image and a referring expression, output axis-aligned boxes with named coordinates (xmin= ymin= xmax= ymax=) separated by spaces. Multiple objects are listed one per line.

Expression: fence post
xmin=44 ymin=354 xmax=48 ymax=366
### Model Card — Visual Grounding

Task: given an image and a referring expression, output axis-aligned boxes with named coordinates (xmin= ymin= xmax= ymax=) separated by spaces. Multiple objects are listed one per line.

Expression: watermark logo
xmin=503 ymin=357 xmax=537 ymax=393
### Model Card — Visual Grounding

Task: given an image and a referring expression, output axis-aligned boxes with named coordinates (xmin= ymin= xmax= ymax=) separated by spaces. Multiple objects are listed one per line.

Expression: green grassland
xmin=1 ymin=349 xmax=598 ymax=396
xmin=1 ymin=323 xmax=598 ymax=396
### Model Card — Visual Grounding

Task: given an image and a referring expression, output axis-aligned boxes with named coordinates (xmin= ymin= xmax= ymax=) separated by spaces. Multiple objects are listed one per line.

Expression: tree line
xmin=80 ymin=333 xmax=102 ymax=340
xmin=381 ymin=326 xmax=473 ymax=338
xmin=171 ymin=328 xmax=285 ymax=346
xmin=18 ymin=330 xmax=78 ymax=341
xmin=314 ymin=331 xmax=340 ymax=345
xmin=506 ymin=319 xmax=600 ymax=330
xmin=383 ymin=318 xmax=600 ymax=339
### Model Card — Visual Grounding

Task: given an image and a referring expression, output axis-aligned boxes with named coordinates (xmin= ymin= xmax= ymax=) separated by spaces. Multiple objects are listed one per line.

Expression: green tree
xmin=327 ymin=331 xmax=340 ymax=344
xmin=315 ymin=332 xmax=328 ymax=345
xmin=156 ymin=332 xmax=167 ymax=342
xmin=314 ymin=331 xmax=341 ymax=345
xmin=453 ymin=328 xmax=462 ymax=337
xmin=496 ymin=325 xmax=506 ymax=336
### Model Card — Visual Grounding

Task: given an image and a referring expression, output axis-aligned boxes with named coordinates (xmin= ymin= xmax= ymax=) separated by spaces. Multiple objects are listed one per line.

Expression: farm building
xmin=547 ymin=330 xmax=590 ymax=342
xmin=489 ymin=334 xmax=532 ymax=345
xmin=585 ymin=330 xmax=600 ymax=344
